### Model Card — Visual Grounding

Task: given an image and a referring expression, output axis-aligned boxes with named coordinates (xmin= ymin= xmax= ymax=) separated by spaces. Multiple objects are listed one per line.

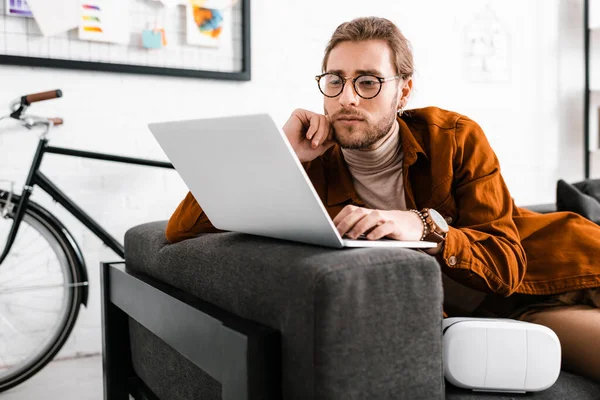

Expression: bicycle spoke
xmin=0 ymin=270 xmax=62 ymax=288
xmin=15 ymin=244 xmax=51 ymax=262
xmin=0 ymin=312 xmax=22 ymax=336
xmin=13 ymin=292 xmax=64 ymax=300
xmin=0 ymin=313 xmax=40 ymax=336
xmin=0 ymin=221 xmax=40 ymax=253
xmin=2 ymin=303 xmax=61 ymax=314
xmin=2 ymin=293 xmax=63 ymax=310
xmin=0 ymin=282 xmax=82 ymax=295
xmin=0 ymin=275 xmax=62 ymax=292
xmin=3 ymin=244 xmax=52 ymax=269
xmin=0 ymin=260 xmax=61 ymax=287
xmin=2 ymin=264 xmax=57 ymax=278
xmin=7 ymin=227 xmax=40 ymax=254
xmin=0 ymin=254 xmax=56 ymax=286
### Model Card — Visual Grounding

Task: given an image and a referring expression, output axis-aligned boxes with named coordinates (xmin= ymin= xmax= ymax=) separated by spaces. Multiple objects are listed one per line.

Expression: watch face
xmin=429 ymin=209 xmax=449 ymax=231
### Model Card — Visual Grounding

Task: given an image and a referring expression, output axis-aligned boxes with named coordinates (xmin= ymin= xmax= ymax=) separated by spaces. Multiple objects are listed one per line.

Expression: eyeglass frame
xmin=314 ymin=72 xmax=403 ymax=99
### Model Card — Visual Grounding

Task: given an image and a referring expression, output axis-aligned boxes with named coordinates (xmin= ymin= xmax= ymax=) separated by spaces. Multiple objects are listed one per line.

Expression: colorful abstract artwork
xmin=193 ymin=7 xmax=223 ymax=38
xmin=78 ymin=0 xmax=130 ymax=44
xmin=5 ymin=0 xmax=33 ymax=17
xmin=186 ymin=3 xmax=230 ymax=47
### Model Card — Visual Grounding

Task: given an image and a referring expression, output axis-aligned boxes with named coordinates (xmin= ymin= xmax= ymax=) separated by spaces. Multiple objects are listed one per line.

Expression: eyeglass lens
xmin=318 ymin=74 xmax=381 ymax=98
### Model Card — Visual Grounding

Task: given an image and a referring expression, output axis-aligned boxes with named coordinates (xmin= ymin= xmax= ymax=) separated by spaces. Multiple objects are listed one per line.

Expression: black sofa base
xmin=100 ymin=261 xmax=281 ymax=400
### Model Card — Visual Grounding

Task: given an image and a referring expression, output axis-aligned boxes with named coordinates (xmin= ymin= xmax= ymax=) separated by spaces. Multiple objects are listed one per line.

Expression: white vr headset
xmin=443 ymin=318 xmax=561 ymax=393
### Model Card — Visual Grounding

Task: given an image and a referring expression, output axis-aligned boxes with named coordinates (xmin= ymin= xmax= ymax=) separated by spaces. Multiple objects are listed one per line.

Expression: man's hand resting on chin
xmin=282 ymin=108 xmax=336 ymax=163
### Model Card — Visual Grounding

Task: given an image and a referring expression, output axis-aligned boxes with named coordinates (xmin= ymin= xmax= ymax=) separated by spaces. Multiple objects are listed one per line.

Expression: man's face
xmin=323 ymin=39 xmax=409 ymax=150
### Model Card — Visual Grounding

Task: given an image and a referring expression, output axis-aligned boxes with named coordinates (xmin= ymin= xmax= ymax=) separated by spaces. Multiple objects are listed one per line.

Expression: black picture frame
xmin=0 ymin=0 xmax=251 ymax=81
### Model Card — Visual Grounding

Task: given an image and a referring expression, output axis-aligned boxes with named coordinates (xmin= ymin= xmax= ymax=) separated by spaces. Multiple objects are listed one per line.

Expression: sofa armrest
xmin=312 ymin=249 xmax=444 ymax=399
xmin=125 ymin=223 xmax=444 ymax=400
xmin=522 ymin=203 xmax=557 ymax=214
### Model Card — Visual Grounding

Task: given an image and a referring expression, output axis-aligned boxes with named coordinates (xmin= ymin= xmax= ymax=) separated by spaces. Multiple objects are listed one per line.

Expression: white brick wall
xmin=0 ymin=0 xmax=584 ymax=357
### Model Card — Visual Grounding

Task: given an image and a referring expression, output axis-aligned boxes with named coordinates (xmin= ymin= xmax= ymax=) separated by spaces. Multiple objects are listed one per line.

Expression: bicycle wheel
xmin=0 ymin=193 xmax=83 ymax=392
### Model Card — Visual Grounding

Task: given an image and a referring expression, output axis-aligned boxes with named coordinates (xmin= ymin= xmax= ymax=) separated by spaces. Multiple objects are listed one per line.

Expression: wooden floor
xmin=2 ymin=355 xmax=103 ymax=400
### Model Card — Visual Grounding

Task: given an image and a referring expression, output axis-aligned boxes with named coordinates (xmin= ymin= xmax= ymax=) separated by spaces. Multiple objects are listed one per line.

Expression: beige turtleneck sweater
xmin=341 ymin=120 xmax=406 ymax=211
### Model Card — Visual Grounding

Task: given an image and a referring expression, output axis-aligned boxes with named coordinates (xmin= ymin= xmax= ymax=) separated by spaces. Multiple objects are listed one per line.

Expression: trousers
xmin=515 ymin=288 xmax=600 ymax=382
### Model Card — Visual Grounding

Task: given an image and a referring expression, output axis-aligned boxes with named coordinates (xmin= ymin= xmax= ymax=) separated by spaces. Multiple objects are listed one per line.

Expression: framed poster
xmin=0 ymin=0 xmax=251 ymax=81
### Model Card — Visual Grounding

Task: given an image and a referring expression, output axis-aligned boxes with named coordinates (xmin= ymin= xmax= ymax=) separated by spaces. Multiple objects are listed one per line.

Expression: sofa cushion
xmin=124 ymin=221 xmax=445 ymax=400
xmin=557 ymin=179 xmax=600 ymax=224
xmin=522 ymin=203 xmax=557 ymax=214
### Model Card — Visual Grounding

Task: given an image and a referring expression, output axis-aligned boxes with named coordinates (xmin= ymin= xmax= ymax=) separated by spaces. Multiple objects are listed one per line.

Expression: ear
xmin=398 ymin=77 xmax=413 ymax=108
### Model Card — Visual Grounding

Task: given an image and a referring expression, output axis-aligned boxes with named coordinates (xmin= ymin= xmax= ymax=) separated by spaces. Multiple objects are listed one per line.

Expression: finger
xmin=332 ymin=205 xmax=357 ymax=225
xmin=293 ymin=108 xmax=310 ymax=128
xmin=306 ymin=113 xmax=320 ymax=142
xmin=336 ymin=208 xmax=371 ymax=237
xmin=314 ymin=115 xmax=330 ymax=147
xmin=347 ymin=212 xmax=385 ymax=239
xmin=366 ymin=220 xmax=396 ymax=240
xmin=317 ymin=114 xmax=333 ymax=143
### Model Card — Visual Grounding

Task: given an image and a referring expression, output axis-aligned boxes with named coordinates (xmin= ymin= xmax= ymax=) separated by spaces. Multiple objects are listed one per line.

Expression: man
xmin=166 ymin=17 xmax=600 ymax=382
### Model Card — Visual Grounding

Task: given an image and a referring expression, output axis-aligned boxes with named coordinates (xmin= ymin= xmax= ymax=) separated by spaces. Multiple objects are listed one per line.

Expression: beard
xmin=327 ymin=94 xmax=399 ymax=150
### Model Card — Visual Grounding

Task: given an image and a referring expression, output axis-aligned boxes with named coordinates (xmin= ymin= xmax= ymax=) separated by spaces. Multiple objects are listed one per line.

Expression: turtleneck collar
xmin=340 ymin=119 xmax=401 ymax=174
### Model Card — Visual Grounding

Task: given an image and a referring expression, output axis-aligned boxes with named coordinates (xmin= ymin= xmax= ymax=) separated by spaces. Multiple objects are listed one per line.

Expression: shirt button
xmin=448 ymin=256 xmax=458 ymax=266
xmin=445 ymin=216 xmax=453 ymax=224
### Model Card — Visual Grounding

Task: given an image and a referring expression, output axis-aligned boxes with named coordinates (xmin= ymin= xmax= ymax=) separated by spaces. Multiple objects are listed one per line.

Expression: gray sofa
xmin=102 ymin=203 xmax=600 ymax=400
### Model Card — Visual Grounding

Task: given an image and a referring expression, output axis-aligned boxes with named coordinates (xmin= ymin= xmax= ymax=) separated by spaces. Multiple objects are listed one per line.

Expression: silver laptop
xmin=148 ymin=113 xmax=436 ymax=249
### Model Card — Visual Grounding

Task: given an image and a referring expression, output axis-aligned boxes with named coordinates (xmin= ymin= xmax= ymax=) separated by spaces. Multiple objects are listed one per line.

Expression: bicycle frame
xmin=1 ymin=136 xmax=174 ymax=264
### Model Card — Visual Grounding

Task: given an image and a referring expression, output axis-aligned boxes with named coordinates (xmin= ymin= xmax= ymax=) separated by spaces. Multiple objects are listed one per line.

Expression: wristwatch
xmin=412 ymin=208 xmax=449 ymax=244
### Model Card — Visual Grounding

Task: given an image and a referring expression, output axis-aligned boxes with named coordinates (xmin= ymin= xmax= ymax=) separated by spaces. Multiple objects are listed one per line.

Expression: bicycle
xmin=0 ymin=89 xmax=174 ymax=391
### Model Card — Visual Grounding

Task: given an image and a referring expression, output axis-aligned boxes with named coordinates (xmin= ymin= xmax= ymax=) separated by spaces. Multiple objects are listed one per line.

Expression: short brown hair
xmin=322 ymin=17 xmax=414 ymax=78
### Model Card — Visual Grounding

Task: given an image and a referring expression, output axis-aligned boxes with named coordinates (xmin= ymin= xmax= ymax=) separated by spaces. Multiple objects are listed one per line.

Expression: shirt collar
xmin=398 ymin=113 xmax=427 ymax=165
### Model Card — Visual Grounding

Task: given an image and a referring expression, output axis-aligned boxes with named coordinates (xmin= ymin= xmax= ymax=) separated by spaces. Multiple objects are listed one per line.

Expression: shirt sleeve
xmin=437 ymin=117 xmax=527 ymax=296
xmin=165 ymin=191 xmax=223 ymax=243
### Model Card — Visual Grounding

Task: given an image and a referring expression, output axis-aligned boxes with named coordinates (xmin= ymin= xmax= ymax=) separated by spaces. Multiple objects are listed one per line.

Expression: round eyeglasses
xmin=315 ymin=73 xmax=400 ymax=99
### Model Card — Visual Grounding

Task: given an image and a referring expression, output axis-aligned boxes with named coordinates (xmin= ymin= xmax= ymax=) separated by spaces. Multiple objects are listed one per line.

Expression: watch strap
xmin=420 ymin=208 xmax=448 ymax=244
xmin=409 ymin=209 xmax=429 ymax=241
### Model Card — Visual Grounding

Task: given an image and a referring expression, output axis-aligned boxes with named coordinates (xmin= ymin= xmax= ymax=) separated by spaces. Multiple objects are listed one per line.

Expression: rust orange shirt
xmin=165 ymin=107 xmax=600 ymax=297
